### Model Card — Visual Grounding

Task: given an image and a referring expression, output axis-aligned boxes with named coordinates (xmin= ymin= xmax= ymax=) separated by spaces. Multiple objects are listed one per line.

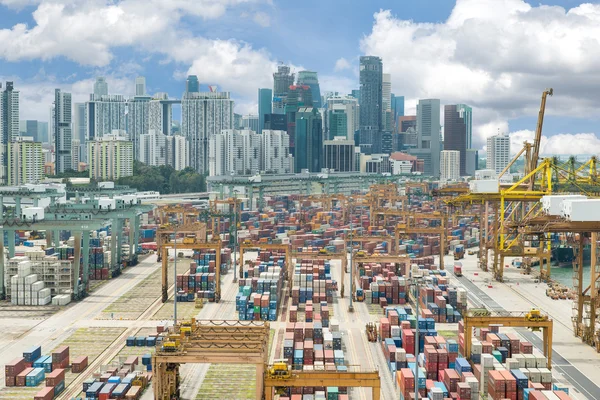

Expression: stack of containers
xmin=357 ymin=263 xmax=409 ymax=306
xmin=71 ymin=356 xmax=89 ymax=373
xmin=52 ymin=346 xmax=70 ymax=370
xmin=396 ymin=368 xmax=415 ymax=400
xmin=9 ymin=260 xmax=52 ymax=305
xmin=89 ymin=247 xmax=108 ymax=280
xmin=237 ymin=250 xmax=286 ymax=321
xmin=291 ymin=259 xmax=334 ymax=307
xmin=282 ymin=322 xmax=348 ymax=399
xmin=26 ymin=368 xmax=46 ymax=386
xmin=45 ymin=368 xmax=66 ymax=396
xmin=5 ymin=357 xmax=26 ymax=386
xmin=289 ymin=300 xmax=331 ymax=328
xmin=416 ymin=280 xmax=465 ymax=323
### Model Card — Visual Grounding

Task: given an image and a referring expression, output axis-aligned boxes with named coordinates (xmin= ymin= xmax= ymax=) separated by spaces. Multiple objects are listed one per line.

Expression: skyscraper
xmin=149 ymin=93 xmax=173 ymax=136
xmin=273 ymin=65 xmax=295 ymax=97
xmin=382 ymin=73 xmax=392 ymax=131
xmin=73 ymin=103 xmax=86 ymax=142
xmin=165 ymin=135 xmax=190 ymax=171
xmin=444 ymin=104 xmax=472 ymax=176
xmin=328 ymin=106 xmax=348 ymax=140
xmin=408 ymin=99 xmax=441 ymax=177
xmin=359 ymin=56 xmax=383 ymax=154
xmin=93 ymin=77 xmax=108 ymax=96
xmin=128 ymin=94 xmax=151 ymax=160
xmin=297 ymin=71 xmax=322 ymax=108
xmin=186 ymin=75 xmax=200 ymax=93
xmin=85 ymin=95 xmax=127 ymax=140
xmin=258 ymin=88 xmax=273 ymax=134
xmin=1 ymin=82 xmax=19 ymax=181
xmin=325 ymin=95 xmax=358 ymax=140
xmin=440 ymin=150 xmax=460 ymax=181
xmin=242 ymin=115 xmax=260 ymax=133
xmin=487 ymin=133 xmax=510 ymax=174
xmin=285 ymin=85 xmax=313 ymax=156
xmin=135 ymin=76 xmax=146 ymax=96
xmin=53 ymin=89 xmax=72 ymax=174
xmin=181 ymin=90 xmax=234 ymax=173
xmin=295 ymin=107 xmax=322 ymax=173
xmin=391 ymin=94 xmax=405 ymax=126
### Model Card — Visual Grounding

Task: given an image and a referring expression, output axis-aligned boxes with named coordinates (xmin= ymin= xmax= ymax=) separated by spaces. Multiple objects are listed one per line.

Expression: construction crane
xmin=528 ymin=88 xmax=553 ymax=190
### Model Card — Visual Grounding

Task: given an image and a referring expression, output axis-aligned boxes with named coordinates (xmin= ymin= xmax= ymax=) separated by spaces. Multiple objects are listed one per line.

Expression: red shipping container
xmin=71 ymin=355 xmax=89 ymax=373
xmin=457 ymin=382 xmax=471 ymax=399
xmin=45 ymin=368 xmax=65 ymax=387
xmin=529 ymin=392 xmax=547 ymax=400
xmin=488 ymin=370 xmax=506 ymax=392
xmin=5 ymin=357 xmax=26 ymax=377
xmin=34 ymin=387 xmax=54 ymax=400
xmin=500 ymin=370 xmax=517 ymax=392
xmin=520 ymin=341 xmax=533 ymax=354
xmin=5 ymin=376 xmax=16 ymax=387
xmin=16 ymin=367 xmax=34 ymax=386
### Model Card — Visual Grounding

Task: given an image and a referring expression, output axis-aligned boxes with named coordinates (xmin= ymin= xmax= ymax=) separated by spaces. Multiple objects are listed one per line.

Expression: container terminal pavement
xmin=1 ymin=181 xmax=600 ymax=399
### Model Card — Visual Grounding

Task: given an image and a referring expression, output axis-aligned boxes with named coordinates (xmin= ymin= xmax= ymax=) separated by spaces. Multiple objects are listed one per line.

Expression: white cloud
xmin=253 ymin=11 xmax=270 ymax=27
xmin=334 ymin=57 xmax=351 ymax=72
xmin=360 ymin=0 xmax=600 ymax=150
xmin=0 ymin=0 xmax=278 ymax=115
xmin=508 ymin=130 xmax=600 ymax=156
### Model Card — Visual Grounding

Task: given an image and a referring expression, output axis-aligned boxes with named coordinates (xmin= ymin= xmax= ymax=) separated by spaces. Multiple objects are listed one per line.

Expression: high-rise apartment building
xmin=53 ymin=89 xmax=72 ymax=174
xmin=186 ymin=75 xmax=200 ymax=93
xmin=209 ymin=129 xmax=261 ymax=176
xmin=325 ymin=96 xmax=358 ymax=140
xmin=166 ymin=135 xmax=189 ymax=171
xmin=486 ymin=133 xmax=510 ymax=174
xmin=297 ymin=71 xmax=322 ymax=109
xmin=295 ymin=107 xmax=322 ymax=173
xmin=382 ymin=73 xmax=392 ymax=131
xmin=7 ymin=137 xmax=43 ymax=185
xmin=444 ymin=104 xmax=472 ymax=176
xmin=139 ymin=129 xmax=167 ymax=166
xmin=181 ymin=90 xmax=234 ymax=173
xmin=359 ymin=56 xmax=383 ymax=154
xmin=87 ymin=131 xmax=133 ymax=180
xmin=1 ymin=82 xmax=20 ymax=181
xmin=93 ymin=77 xmax=108 ymax=97
xmin=440 ymin=150 xmax=460 ymax=181
xmin=85 ymin=95 xmax=127 ymax=140
xmin=408 ymin=99 xmax=441 ymax=177
xmin=323 ymin=138 xmax=355 ymax=172
xmin=258 ymin=88 xmax=272 ymax=134
xmin=261 ymin=130 xmax=293 ymax=174
xmin=127 ymin=94 xmax=151 ymax=159
xmin=148 ymin=93 xmax=173 ymax=136
xmin=135 ymin=76 xmax=146 ymax=96
xmin=71 ymin=138 xmax=81 ymax=170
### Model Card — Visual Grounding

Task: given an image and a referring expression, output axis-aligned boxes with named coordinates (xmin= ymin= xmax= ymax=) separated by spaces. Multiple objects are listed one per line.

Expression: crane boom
xmin=529 ymin=88 xmax=553 ymax=189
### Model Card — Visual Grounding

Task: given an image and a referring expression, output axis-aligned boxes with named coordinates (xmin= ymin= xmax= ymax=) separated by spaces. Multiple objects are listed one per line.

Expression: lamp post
xmin=348 ymin=218 xmax=354 ymax=313
xmin=412 ymin=276 xmax=423 ymax=400
xmin=233 ymin=190 xmax=239 ymax=283
xmin=173 ymin=224 xmax=178 ymax=326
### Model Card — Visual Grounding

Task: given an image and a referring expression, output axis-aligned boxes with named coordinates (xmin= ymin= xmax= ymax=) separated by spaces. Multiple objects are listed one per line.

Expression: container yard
xmin=1 ymin=179 xmax=600 ymax=400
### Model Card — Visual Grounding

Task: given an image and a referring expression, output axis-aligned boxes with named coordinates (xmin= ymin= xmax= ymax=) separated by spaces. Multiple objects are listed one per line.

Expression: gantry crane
xmin=345 ymin=233 xmax=397 ymax=255
xmin=156 ymin=222 xmax=207 ymax=261
xmin=352 ymin=253 xmax=412 ymax=280
xmin=528 ymin=88 xmax=553 ymax=190
xmin=161 ymin=237 xmax=222 ymax=302
xmin=463 ymin=309 xmax=553 ymax=368
xmin=395 ymin=213 xmax=447 ymax=270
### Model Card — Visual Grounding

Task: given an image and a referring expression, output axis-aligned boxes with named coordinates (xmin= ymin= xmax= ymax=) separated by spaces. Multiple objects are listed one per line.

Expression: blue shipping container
xmin=23 ymin=345 xmax=42 ymax=363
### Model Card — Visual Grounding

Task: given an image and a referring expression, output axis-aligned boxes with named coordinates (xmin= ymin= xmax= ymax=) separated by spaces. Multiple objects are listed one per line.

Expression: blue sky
xmin=0 ymin=0 xmax=599 ymax=154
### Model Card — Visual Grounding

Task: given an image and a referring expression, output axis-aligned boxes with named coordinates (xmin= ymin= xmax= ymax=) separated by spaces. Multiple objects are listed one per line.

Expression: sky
xmin=1 ymin=0 xmax=599 ymax=155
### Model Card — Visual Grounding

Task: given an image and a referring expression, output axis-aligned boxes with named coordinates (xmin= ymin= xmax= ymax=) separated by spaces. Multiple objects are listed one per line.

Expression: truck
xmin=453 ymin=262 xmax=463 ymax=277
xmin=454 ymin=245 xmax=465 ymax=260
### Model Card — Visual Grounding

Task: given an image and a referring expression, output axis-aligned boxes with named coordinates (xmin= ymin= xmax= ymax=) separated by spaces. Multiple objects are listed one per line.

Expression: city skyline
xmin=0 ymin=0 xmax=599 ymax=156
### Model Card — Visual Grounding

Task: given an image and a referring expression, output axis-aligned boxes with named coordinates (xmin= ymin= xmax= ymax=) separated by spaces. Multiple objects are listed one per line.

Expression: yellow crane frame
xmin=463 ymin=310 xmax=553 ymax=369
xmin=156 ymin=222 xmax=207 ymax=261
xmin=264 ymin=371 xmax=381 ymax=400
xmin=345 ymin=234 xmax=397 ymax=255
xmin=161 ymin=238 xmax=222 ymax=303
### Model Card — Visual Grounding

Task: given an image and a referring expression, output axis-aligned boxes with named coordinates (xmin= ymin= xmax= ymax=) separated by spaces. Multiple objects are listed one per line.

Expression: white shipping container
xmin=470 ymin=179 xmax=499 ymax=193
xmin=513 ymin=354 xmax=526 ymax=368
xmin=562 ymin=199 xmax=600 ymax=221
xmin=481 ymin=354 xmax=494 ymax=367
xmin=31 ymin=281 xmax=45 ymax=291
xmin=98 ymin=198 xmax=116 ymax=210
xmin=541 ymin=195 xmax=586 ymax=216
xmin=541 ymin=390 xmax=560 ymax=400
xmin=38 ymin=296 xmax=51 ymax=306
xmin=22 ymin=207 xmax=45 ymax=221
xmin=538 ymin=367 xmax=552 ymax=383
xmin=528 ymin=367 xmax=541 ymax=383
xmin=524 ymin=354 xmax=537 ymax=368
